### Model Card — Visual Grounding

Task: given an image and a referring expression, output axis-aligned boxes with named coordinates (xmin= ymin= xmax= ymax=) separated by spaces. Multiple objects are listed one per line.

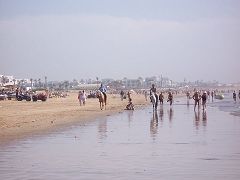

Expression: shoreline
xmin=0 ymin=93 xmax=150 ymax=143
xmin=0 ymin=92 xmax=188 ymax=144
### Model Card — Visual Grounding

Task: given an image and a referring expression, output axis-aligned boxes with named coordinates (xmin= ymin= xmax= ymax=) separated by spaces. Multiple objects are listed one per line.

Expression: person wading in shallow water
xmin=159 ymin=92 xmax=164 ymax=105
xmin=238 ymin=90 xmax=240 ymax=101
xmin=201 ymin=91 xmax=207 ymax=111
xmin=233 ymin=91 xmax=236 ymax=102
xmin=193 ymin=91 xmax=200 ymax=111
xmin=167 ymin=91 xmax=173 ymax=106
xmin=150 ymin=84 xmax=158 ymax=109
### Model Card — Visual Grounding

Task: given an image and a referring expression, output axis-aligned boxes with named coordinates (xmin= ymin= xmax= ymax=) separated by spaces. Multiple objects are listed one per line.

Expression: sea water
xmin=209 ymin=93 xmax=240 ymax=116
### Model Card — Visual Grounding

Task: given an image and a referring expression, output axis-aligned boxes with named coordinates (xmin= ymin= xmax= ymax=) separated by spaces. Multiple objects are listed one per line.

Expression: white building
xmin=0 ymin=75 xmax=15 ymax=86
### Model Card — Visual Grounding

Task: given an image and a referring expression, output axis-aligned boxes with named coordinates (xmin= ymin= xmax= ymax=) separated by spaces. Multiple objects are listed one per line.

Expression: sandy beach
xmin=0 ymin=92 xmax=149 ymax=142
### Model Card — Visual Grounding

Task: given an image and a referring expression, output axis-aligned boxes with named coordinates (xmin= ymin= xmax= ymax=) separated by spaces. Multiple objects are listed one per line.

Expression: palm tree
xmin=1 ymin=76 xmax=8 ymax=85
xmin=38 ymin=78 xmax=41 ymax=88
xmin=64 ymin=80 xmax=69 ymax=90
xmin=44 ymin=76 xmax=47 ymax=88
xmin=0 ymin=75 xmax=3 ymax=86
xmin=21 ymin=79 xmax=24 ymax=87
xmin=12 ymin=79 xmax=16 ymax=88
xmin=34 ymin=79 xmax=37 ymax=87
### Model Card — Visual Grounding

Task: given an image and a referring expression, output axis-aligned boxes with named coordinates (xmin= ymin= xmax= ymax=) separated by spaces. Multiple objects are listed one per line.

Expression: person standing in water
xmin=201 ymin=91 xmax=207 ymax=111
xmin=167 ymin=91 xmax=173 ymax=106
xmin=159 ymin=92 xmax=164 ymax=105
xmin=150 ymin=84 xmax=158 ymax=108
xmin=144 ymin=90 xmax=148 ymax=101
xmin=211 ymin=91 xmax=214 ymax=102
xmin=193 ymin=91 xmax=200 ymax=111
xmin=233 ymin=91 xmax=236 ymax=102
xmin=238 ymin=90 xmax=240 ymax=101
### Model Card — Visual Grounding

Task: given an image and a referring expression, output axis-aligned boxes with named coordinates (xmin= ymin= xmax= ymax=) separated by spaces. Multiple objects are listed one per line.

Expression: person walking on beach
xmin=82 ymin=90 xmax=86 ymax=105
xmin=15 ymin=87 xmax=19 ymax=100
xmin=159 ymin=92 xmax=164 ymax=105
xmin=167 ymin=91 xmax=173 ymax=106
xmin=186 ymin=91 xmax=190 ymax=99
xmin=144 ymin=90 xmax=148 ymax=101
xmin=238 ymin=90 xmax=240 ymax=101
xmin=120 ymin=90 xmax=124 ymax=101
xmin=207 ymin=90 xmax=210 ymax=100
xmin=201 ymin=91 xmax=207 ymax=111
xmin=127 ymin=91 xmax=131 ymax=101
xmin=99 ymin=83 xmax=107 ymax=103
xmin=211 ymin=91 xmax=214 ymax=102
xmin=233 ymin=91 xmax=237 ymax=102
xmin=78 ymin=91 xmax=83 ymax=106
xmin=193 ymin=91 xmax=200 ymax=111
xmin=150 ymin=84 xmax=158 ymax=108
xmin=78 ymin=90 xmax=86 ymax=106
xmin=186 ymin=91 xmax=190 ymax=105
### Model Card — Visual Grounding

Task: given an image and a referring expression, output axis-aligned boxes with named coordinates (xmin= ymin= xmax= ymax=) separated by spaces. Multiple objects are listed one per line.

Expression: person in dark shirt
xmin=167 ymin=91 xmax=173 ymax=106
xmin=202 ymin=91 xmax=207 ymax=110
xmin=233 ymin=91 xmax=236 ymax=102
xmin=159 ymin=92 xmax=164 ymax=105
xmin=15 ymin=87 xmax=19 ymax=99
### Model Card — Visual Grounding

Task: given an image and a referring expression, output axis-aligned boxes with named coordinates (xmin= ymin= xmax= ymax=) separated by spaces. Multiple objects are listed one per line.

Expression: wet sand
xmin=0 ymin=97 xmax=239 ymax=179
xmin=0 ymin=92 xmax=149 ymax=142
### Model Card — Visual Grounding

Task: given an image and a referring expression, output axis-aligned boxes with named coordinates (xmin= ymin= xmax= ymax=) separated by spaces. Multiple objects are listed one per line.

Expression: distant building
xmin=122 ymin=78 xmax=143 ymax=89
xmin=0 ymin=75 xmax=15 ymax=86
xmin=145 ymin=76 xmax=157 ymax=87
xmin=102 ymin=78 xmax=115 ymax=85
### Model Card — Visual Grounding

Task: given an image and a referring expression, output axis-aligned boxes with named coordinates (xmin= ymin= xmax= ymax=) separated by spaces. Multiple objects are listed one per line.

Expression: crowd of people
xmin=146 ymin=84 xmax=240 ymax=112
xmin=3 ymin=83 xmax=239 ymax=113
xmin=233 ymin=90 xmax=240 ymax=102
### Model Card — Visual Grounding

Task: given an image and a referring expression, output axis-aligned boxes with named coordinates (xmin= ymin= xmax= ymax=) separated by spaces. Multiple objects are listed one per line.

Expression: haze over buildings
xmin=0 ymin=0 xmax=239 ymax=83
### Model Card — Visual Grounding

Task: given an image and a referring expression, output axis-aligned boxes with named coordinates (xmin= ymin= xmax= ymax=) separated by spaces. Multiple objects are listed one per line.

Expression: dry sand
xmin=0 ymin=92 xmax=149 ymax=142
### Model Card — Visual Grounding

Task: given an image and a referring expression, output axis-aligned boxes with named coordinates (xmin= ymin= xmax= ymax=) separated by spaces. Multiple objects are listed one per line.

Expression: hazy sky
xmin=0 ymin=0 xmax=239 ymax=83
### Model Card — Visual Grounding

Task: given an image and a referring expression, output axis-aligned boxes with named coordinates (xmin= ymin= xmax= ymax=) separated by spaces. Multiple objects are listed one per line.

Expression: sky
xmin=0 ymin=0 xmax=240 ymax=83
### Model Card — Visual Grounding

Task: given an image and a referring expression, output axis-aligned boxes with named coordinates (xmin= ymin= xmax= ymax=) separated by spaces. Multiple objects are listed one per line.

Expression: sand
xmin=0 ymin=92 xmax=149 ymax=142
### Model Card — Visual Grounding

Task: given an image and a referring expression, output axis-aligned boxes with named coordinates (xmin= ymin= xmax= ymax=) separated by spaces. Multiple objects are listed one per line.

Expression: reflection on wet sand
xmin=187 ymin=99 xmax=190 ymax=110
xmin=159 ymin=105 xmax=164 ymax=122
xmin=150 ymin=111 xmax=158 ymax=139
xmin=98 ymin=118 xmax=108 ymax=140
xmin=194 ymin=110 xmax=207 ymax=129
xmin=202 ymin=110 xmax=207 ymax=126
xmin=127 ymin=110 xmax=134 ymax=127
xmin=167 ymin=107 xmax=174 ymax=124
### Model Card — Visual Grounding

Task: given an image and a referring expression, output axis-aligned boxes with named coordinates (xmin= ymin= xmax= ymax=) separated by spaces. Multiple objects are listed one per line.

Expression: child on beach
xmin=125 ymin=98 xmax=134 ymax=110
